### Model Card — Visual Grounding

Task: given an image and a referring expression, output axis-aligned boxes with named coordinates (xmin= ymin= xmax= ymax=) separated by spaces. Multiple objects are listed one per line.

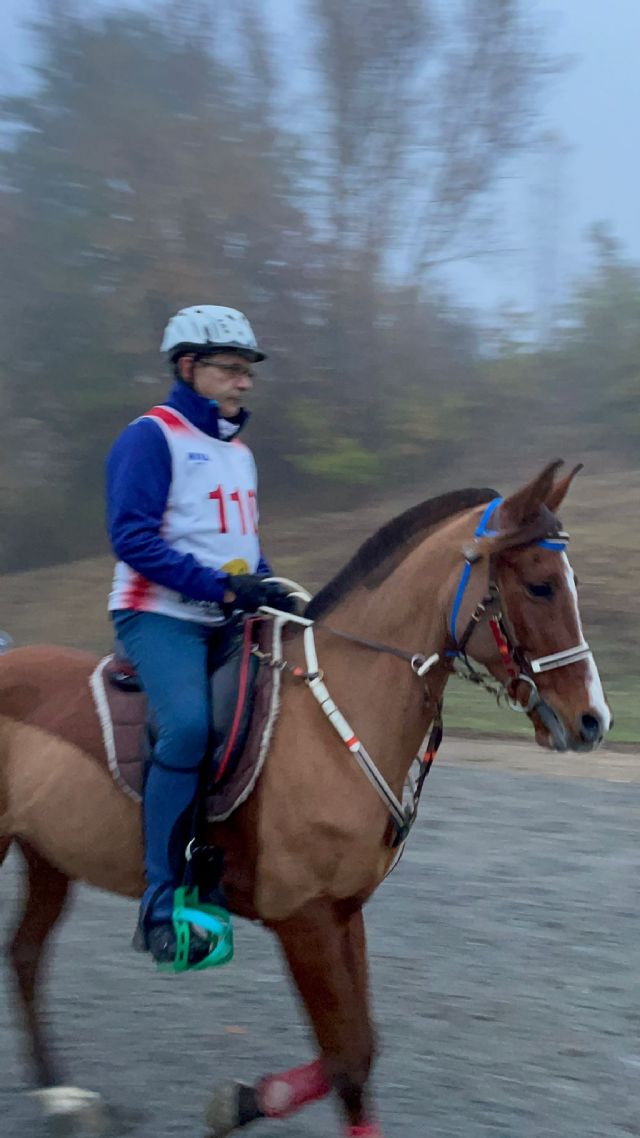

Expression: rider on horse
xmin=106 ymin=304 xmax=294 ymax=965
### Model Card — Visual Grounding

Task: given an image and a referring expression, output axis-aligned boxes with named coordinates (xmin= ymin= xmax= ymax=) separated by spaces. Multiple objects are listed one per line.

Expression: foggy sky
xmin=1 ymin=0 xmax=638 ymax=314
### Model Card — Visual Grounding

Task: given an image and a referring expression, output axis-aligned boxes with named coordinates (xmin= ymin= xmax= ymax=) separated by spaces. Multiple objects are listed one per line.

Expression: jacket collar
xmin=167 ymin=380 xmax=249 ymax=440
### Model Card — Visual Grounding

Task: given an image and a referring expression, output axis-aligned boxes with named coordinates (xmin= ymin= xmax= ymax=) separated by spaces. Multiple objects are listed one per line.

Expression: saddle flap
xmin=209 ymin=617 xmax=260 ymax=783
xmin=205 ymin=617 xmax=281 ymax=821
xmin=90 ymin=617 xmax=281 ymax=821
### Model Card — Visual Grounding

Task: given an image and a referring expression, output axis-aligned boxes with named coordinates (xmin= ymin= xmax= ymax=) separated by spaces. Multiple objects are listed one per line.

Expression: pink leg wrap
xmin=345 ymin=1125 xmax=383 ymax=1138
xmin=257 ymin=1058 xmax=331 ymax=1119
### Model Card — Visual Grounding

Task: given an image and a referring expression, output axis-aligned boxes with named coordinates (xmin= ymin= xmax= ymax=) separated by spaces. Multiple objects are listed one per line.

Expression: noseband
xmin=449 ymin=497 xmax=593 ymax=716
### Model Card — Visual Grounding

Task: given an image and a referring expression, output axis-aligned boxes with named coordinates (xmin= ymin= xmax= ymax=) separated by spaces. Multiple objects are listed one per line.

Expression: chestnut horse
xmin=0 ymin=462 xmax=610 ymax=1138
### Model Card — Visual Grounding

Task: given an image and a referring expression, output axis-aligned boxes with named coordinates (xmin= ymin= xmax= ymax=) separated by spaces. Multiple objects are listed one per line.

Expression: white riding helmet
xmin=160 ymin=304 xmax=266 ymax=362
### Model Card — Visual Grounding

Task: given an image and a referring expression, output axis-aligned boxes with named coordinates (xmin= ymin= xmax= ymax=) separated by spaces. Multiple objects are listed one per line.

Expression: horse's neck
xmin=314 ymin=523 xmax=463 ymax=793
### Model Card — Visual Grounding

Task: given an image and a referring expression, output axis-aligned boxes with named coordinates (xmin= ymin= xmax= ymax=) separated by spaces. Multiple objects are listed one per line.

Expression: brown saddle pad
xmin=89 ymin=618 xmax=281 ymax=822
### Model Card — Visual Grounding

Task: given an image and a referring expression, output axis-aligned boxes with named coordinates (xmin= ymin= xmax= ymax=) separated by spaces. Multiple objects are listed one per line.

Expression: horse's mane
xmin=306 ymin=486 xmax=498 ymax=620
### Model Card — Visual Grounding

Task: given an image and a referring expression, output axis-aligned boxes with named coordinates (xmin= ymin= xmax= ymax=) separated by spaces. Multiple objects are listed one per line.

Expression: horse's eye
xmin=526 ymin=581 xmax=555 ymax=599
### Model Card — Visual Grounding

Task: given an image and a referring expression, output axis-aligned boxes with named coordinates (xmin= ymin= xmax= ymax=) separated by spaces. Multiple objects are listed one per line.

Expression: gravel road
xmin=1 ymin=739 xmax=638 ymax=1137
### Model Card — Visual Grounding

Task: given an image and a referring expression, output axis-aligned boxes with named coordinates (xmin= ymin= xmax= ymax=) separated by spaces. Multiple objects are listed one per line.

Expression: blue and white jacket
xmin=106 ymin=381 xmax=272 ymax=623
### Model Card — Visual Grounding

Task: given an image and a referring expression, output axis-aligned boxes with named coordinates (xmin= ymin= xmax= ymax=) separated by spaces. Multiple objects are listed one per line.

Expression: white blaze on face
xmin=561 ymin=553 xmax=611 ymax=731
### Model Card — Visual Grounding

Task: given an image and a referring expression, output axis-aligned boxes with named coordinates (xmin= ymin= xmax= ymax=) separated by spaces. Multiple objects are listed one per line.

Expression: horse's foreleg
xmin=278 ymin=901 xmax=379 ymax=1135
xmin=205 ymin=1057 xmax=330 ymax=1136
xmin=205 ymin=901 xmax=380 ymax=1138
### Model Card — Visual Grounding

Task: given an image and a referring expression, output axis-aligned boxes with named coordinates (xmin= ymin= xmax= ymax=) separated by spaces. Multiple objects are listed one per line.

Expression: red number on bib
xmin=208 ymin=485 xmax=228 ymax=534
xmin=247 ymin=489 xmax=259 ymax=535
xmin=230 ymin=489 xmax=248 ymax=535
xmin=210 ymin=486 xmax=257 ymax=536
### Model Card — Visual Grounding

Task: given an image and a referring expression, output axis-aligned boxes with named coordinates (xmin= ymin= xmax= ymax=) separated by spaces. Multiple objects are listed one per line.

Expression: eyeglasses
xmin=197 ymin=360 xmax=255 ymax=379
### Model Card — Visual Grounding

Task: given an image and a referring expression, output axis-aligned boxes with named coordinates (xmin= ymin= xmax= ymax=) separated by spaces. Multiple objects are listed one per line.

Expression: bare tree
xmin=309 ymin=0 xmax=551 ymax=279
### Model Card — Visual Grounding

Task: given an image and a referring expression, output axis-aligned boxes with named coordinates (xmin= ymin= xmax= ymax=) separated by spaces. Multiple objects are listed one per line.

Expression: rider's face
xmin=181 ymin=352 xmax=255 ymax=416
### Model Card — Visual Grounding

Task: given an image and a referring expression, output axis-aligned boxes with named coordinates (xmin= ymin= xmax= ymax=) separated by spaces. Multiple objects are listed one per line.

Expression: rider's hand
xmin=260 ymin=581 xmax=298 ymax=614
xmin=226 ymin=575 xmax=298 ymax=615
xmin=226 ymin=574 xmax=269 ymax=613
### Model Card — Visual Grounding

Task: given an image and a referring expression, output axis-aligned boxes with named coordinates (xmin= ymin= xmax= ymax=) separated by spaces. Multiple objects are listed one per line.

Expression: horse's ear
xmin=545 ymin=463 xmax=583 ymax=513
xmin=500 ymin=460 xmax=565 ymax=530
xmin=467 ymin=461 xmax=565 ymax=560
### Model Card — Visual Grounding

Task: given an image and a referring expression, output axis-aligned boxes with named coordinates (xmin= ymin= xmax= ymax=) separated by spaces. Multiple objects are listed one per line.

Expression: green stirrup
xmin=158 ymin=887 xmax=234 ymax=974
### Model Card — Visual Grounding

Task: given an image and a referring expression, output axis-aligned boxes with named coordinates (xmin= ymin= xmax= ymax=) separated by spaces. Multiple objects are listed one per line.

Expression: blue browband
xmin=449 ymin=497 xmax=567 ymax=645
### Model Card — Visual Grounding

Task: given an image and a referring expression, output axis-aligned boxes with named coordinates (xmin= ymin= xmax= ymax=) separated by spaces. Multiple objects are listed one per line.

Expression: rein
xmin=312 ymin=624 xmax=439 ymax=678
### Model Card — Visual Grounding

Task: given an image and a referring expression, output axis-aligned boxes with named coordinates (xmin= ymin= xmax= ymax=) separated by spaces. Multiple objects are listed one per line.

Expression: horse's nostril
xmin=580 ymin=713 xmax=602 ymax=742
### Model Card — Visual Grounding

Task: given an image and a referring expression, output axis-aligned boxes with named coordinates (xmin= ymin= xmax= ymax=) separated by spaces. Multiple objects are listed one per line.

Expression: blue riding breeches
xmin=112 ymin=610 xmax=230 ymax=924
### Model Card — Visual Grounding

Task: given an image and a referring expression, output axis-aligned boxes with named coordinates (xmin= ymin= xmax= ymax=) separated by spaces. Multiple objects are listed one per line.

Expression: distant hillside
xmin=2 ymin=469 xmax=638 ymax=741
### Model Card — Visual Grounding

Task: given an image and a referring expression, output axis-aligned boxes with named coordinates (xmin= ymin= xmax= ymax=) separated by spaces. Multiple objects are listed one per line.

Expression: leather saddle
xmin=91 ymin=616 xmax=280 ymax=820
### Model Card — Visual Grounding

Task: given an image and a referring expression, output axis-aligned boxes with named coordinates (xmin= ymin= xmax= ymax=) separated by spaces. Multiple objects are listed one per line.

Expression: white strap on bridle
xmin=529 ymin=642 xmax=592 ymax=674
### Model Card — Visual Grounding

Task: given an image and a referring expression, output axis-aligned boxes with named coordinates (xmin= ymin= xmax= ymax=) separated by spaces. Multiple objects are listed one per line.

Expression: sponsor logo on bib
xmin=222 ymin=558 xmax=250 ymax=575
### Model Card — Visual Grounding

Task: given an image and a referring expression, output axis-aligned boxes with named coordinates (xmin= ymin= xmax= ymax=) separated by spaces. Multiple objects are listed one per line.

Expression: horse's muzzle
xmin=534 ymin=702 xmax=608 ymax=753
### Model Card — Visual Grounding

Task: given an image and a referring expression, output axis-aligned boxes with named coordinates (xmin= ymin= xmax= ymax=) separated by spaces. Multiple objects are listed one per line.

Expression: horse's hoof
xmin=30 ymin=1087 xmax=138 ymax=1137
xmin=204 ymin=1080 xmax=263 ymax=1136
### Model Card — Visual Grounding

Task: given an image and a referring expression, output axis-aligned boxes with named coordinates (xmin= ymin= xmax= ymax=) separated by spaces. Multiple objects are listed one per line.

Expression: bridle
xmin=448 ymin=497 xmax=593 ymax=723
